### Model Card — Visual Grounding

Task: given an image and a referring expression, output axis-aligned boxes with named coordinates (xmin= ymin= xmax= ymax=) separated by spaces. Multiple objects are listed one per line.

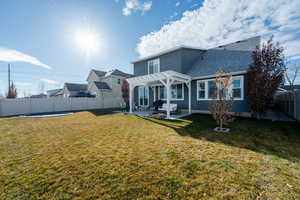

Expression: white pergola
xmin=127 ymin=70 xmax=192 ymax=119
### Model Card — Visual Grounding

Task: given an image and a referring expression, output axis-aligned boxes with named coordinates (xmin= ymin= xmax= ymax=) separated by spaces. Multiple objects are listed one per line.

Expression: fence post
xmin=0 ymin=99 xmax=2 ymax=116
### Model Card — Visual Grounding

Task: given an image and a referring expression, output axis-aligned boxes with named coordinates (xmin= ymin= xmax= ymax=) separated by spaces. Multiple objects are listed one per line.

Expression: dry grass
xmin=0 ymin=112 xmax=299 ymax=200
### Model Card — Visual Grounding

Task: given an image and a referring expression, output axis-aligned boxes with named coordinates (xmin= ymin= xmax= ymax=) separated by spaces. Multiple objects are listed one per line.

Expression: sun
xmin=74 ymin=29 xmax=99 ymax=53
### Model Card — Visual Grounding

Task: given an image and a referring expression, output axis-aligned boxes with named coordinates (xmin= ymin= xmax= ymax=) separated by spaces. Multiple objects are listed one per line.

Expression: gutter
xmin=191 ymin=71 xmax=248 ymax=80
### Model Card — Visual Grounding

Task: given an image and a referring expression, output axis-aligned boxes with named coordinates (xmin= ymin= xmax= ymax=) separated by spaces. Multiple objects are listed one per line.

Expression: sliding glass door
xmin=138 ymin=86 xmax=149 ymax=107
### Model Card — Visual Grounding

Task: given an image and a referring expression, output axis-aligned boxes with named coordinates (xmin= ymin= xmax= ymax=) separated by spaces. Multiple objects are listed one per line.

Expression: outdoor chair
xmin=158 ymin=103 xmax=178 ymax=113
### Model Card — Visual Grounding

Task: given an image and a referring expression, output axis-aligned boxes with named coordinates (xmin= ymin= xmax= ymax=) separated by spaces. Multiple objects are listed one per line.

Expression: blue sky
xmin=0 ymin=0 xmax=300 ymax=96
xmin=0 ymin=0 xmax=201 ymax=95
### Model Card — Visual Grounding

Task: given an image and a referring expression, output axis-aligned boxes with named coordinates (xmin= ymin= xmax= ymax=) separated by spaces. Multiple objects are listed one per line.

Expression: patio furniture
xmin=152 ymin=100 xmax=164 ymax=111
xmin=159 ymin=103 xmax=177 ymax=112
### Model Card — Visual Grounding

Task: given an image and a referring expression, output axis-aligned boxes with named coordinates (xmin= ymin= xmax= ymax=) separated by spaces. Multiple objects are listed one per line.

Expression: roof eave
xmin=132 ymin=45 xmax=206 ymax=64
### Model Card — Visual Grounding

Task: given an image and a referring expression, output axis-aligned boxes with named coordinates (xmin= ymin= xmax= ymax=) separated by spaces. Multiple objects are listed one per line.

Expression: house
xmin=63 ymin=83 xmax=89 ymax=97
xmin=30 ymin=93 xmax=47 ymax=98
xmin=282 ymin=85 xmax=300 ymax=91
xmin=127 ymin=36 xmax=260 ymax=119
xmin=47 ymin=69 xmax=133 ymax=102
xmin=47 ymin=89 xmax=63 ymax=97
xmin=87 ymin=69 xmax=133 ymax=99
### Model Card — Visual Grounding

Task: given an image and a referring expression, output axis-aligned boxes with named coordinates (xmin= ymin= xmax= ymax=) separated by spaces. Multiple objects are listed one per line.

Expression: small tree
xmin=247 ymin=36 xmax=285 ymax=118
xmin=209 ymin=69 xmax=234 ymax=132
xmin=121 ymin=79 xmax=129 ymax=106
xmin=6 ymin=82 xmax=17 ymax=99
xmin=284 ymin=64 xmax=300 ymax=92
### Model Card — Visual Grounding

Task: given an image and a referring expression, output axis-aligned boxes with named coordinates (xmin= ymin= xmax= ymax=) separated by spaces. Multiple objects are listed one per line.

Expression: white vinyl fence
xmin=274 ymin=91 xmax=300 ymax=121
xmin=0 ymin=96 xmax=123 ymax=117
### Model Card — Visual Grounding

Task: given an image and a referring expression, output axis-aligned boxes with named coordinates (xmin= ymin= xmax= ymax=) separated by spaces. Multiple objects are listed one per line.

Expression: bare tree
xmin=247 ymin=36 xmax=285 ymax=118
xmin=284 ymin=64 xmax=300 ymax=91
xmin=6 ymin=82 xmax=17 ymax=99
xmin=209 ymin=69 xmax=234 ymax=132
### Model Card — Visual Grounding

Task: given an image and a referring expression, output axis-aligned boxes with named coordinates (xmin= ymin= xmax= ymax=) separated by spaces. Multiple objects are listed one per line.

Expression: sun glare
xmin=74 ymin=29 xmax=99 ymax=53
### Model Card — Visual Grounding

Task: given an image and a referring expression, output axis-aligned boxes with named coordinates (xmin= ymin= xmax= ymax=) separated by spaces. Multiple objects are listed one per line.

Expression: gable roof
xmin=93 ymin=81 xmax=111 ymax=90
xmin=92 ymin=69 xmax=106 ymax=77
xmin=64 ymin=83 xmax=88 ymax=92
xmin=132 ymin=45 xmax=205 ymax=64
xmin=105 ymin=69 xmax=133 ymax=77
xmin=186 ymin=49 xmax=252 ymax=78
xmin=132 ymin=36 xmax=260 ymax=64
xmin=91 ymin=69 xmax=133 ymax=78
xmin=47 ymin=88 xmax=63 ymax=96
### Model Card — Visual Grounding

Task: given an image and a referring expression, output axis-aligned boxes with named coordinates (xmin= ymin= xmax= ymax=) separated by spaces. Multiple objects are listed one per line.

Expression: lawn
xmin=0 ymin=111 xmax=300 ymax=200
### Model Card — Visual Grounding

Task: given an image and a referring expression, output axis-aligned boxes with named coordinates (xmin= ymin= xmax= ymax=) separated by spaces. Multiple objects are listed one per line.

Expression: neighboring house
xmin=30 ymin=94 xmax=47 ymax=98
xmin=47 ymin=89 xmax=63 ymax=97
xmin=86 ymin=69 xmax=133 ymax=99
xmin=47 ymin=69 xmax=133 ymax=101
xmin=282 ymin=85 xmax=300 ymax=91
xmin=127 ymin=36 xmax=261 ymax=118
xmin=62 ymin=83 xmax=89 ymax=97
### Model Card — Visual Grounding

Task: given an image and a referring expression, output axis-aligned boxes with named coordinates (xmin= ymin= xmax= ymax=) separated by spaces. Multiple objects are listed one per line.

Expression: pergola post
xmin=187 ymin=80 xmax=192 ymax=114
xmin=166 ymin=78 xmax=171 ymax=119
xmin=129 ymin=83 xmax=134 ymax=113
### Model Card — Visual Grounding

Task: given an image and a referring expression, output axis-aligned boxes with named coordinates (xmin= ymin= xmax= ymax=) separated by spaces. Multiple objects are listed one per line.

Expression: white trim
xmin=192 ymin=71 xmax=247 ymax=80
xmin=132 ymin=45 xmax=205 ymax=64
xmin=158 ymin=83 xmax=185 ymax=101
xmin=127 ymin=70 xmax=191 ymax=86
xmin=196 ymin=75 xmax=244 ymax=101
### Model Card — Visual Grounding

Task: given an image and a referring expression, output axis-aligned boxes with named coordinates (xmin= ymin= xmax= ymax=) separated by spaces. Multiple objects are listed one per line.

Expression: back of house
xmin=130 ymin=36 xmax=260 ymax=114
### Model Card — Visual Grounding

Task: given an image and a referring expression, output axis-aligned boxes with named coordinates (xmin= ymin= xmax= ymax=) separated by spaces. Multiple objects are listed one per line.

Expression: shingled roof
xmin=92 ymin=69 xmax=106 ymax=77
xmin=64 ymin=83 xmax=88 ymax=92
xmin=105 ymin=69 xmax=133 ymax=77
xmin=186 ymin=49 xmax=252 ymax=78
xmin=91 ymin=68 xmax=133 ymax=78
xmin=93 ymin=81 xmax=111 ymax=90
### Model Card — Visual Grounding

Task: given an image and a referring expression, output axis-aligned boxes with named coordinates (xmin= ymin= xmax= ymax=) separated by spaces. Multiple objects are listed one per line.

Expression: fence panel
xmin=0 ymin=95 xmax=122 ymax=117
xmin=275 ymin=91 xmax=300 ymax=121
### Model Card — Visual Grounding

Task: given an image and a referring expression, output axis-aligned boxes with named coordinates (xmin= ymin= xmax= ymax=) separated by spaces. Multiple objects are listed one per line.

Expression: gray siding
xmin=133 ymin=75 xmax=250 ymax=112
xmin=181 ymin=49 xmax=204 ymax=73
xmin=134 ymin=48 xmax=201 ymax=76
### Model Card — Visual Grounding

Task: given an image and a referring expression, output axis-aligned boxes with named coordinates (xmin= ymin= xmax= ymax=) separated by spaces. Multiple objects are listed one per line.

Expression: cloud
xmin=175 ymin=2 xmax=180 ymax=7
xmin=40 ymin=78 xmax=59 ymax=85
xmin=122 ymin=0 xmax=152 ymax=16
xmin=15 ymin=82 xmax=33 ymax=87
xmin=0 ymin=47 xmax=51 ymax=69
xmin=137 ymin=0 xmax=300 ymax=60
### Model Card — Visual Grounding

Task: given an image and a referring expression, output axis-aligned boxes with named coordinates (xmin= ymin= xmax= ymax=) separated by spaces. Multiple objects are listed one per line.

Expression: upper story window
xmin=197 ymin=75 xmax=244 ymax=100
xmin=117 ymin=79 xmax=121 ymax=84
xmin=148 ymin=58 xmax=160 ymax=74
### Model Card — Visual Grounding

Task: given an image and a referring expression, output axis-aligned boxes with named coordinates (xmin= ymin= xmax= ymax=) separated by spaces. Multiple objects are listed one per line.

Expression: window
xmin=117 ymin=79 xmax=121 ymax=84
xmin=159 ymin=86 xmax=166 ymax=99
xmin=158 ymin=83 xmax=184 ymax=100
xmin=232 ymin=78 xmax=242 ymax=99
xmin=208 ymin=80 xmax=217 ymax=99
xmin=148 ymin=58 xmax=160 ymax=74
xmin=138 ymin=86 xmax=149 ymax=106
xmin=197 ymin=81 xmax=206 ymax=99
xmin=197 ymin=76 xmax=244 ymax=100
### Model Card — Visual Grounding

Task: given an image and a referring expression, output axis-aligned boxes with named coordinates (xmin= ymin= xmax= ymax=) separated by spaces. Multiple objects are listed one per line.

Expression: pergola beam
xmin=127 ymin=70 xmax=192 ymax=119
